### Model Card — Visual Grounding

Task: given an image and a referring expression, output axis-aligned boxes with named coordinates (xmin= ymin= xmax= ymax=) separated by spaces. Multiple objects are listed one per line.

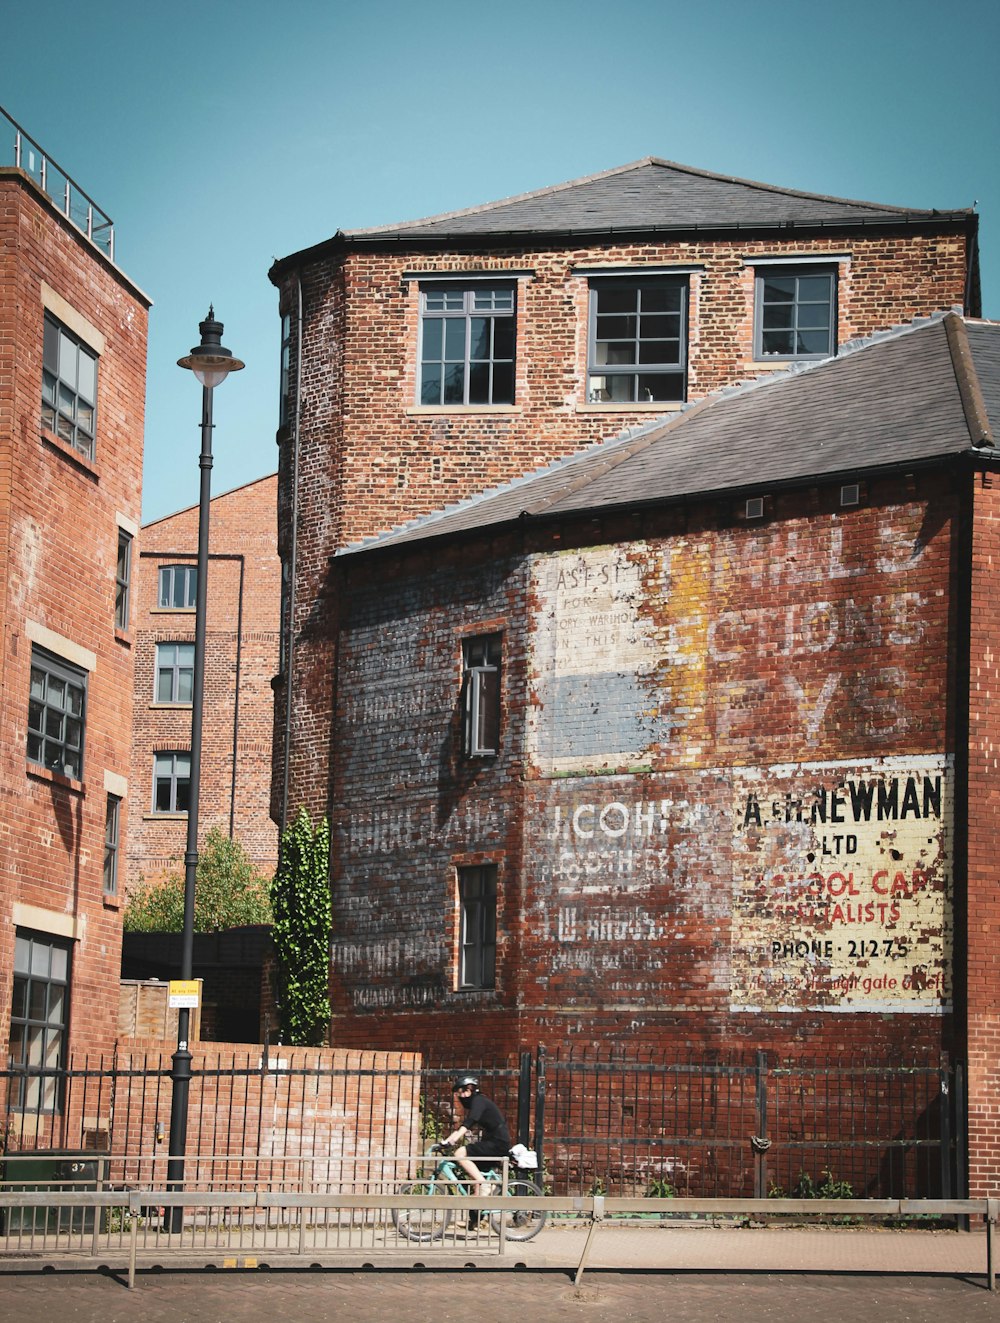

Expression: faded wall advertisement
xmin=730 ymin=755 xmax=952 ymax=1013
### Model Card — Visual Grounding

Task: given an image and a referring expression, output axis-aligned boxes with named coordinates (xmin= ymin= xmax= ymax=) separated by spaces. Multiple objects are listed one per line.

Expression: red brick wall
xmin=324 ymin=469 xmax=958 ymax=1068
xmin=128 ymin=474 xmax=279 ymax=889
xmin=966 ymin=465 xmax=1000 ymax=1197
xmin=0 ymin=170 xmax=148 ymax=1057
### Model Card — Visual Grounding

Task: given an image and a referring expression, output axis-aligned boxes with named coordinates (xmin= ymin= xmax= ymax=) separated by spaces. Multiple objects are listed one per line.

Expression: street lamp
xmin=166 ymin=309 xmax=243 ymax=1228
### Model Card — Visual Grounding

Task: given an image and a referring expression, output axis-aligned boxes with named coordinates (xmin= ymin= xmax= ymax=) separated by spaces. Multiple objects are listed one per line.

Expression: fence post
xmin=517 ymin=1052 xmax=532 ymax=1148
xmin=939 ymin=1065 xmax=953 ymax=1200
xmin=533 ymin=1046 xmax=547 ymax=1179
xmin=753 ymin=1051 xmax=769 ymax=1199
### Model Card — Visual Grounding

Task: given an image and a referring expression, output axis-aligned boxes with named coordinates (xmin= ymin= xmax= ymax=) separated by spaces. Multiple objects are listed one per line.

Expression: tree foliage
xmin=270 ymin=807 xmax=332 ymax=1046
xmin=124 ymin=828 xmax=273 ymax=932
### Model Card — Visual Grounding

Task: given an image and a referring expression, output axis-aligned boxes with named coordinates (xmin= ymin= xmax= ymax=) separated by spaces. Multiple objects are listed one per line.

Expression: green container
xmin=1 ymin=1151 xmax=107 ymax=1235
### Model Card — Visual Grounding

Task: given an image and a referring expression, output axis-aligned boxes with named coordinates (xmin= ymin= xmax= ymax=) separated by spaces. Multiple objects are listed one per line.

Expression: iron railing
xmin=1 ymin=1047 xmax=963 ymax=1200
xmin=0 ymin=104 xmax=114 ymax=259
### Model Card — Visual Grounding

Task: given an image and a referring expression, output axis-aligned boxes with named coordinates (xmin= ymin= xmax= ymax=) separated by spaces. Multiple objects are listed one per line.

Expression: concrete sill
xmin=27 ymin=763 xmax=85 ymax=794
xmin=40 ymin=426 xmax=99 ymax=478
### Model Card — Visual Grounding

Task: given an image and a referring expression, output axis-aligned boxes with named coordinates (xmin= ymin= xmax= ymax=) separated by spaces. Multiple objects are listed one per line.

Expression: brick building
xmin=0 ymin=110 xmax=150 ymax=1088
xmin=127 ymin=474 xmax=280 ymax=891
xmin=323 ymin=309 xmax=1000 ymax=1193
xmin=266 ymin=162 xmax=987 ymax=1127
xmin=268 ymin=158 xmax=978 ymax=831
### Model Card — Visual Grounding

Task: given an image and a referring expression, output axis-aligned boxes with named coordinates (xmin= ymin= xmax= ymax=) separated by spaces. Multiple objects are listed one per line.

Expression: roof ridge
xmin=943 ymin=314 xmax=994 ymax=448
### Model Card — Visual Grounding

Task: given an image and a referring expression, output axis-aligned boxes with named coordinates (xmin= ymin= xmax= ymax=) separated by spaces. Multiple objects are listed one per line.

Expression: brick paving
xmin=2 ymin=1225 xmax=997 ymax=1322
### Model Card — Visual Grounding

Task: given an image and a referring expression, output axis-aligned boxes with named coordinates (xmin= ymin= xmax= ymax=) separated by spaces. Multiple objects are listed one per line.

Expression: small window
xmin=42 ymin=313 xmax=98 ymax=459
xmin=419 ymin=284 xmax=515 ymax=406
xmin=279 ymin=559 xmax=291 ymax=676
xmin=104 ymin=795 xmax=121 ymax=897
xmin=153 ymin=751 xmax=191 ymax=813
xmin=458 ymin=865 xmax=497 ymax=990
xmin=10 ymin=930 xmax=71 ymax=1112
xmin=27 ymin=646 xmax=86 ymax=779
xmin=155 ymin=642 xmax=195 ymax=704
xmin=588 ymin=277 xmax=687 ymax=403
xmin=279 ymin=311 xmax=292 ymax=426
xmin=158 ymin=564 xmax=197 ymax=609
xmin=115 ymin=529 xmax=132 ymax=630
xmin=755 ymin=266 xmax=835 ymax=360
xmin=462 ymin=634 xmax=502 ymax=757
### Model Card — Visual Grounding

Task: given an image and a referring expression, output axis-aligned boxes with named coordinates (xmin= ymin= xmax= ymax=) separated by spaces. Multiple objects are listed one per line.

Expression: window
xmin=42 ymin=313 xmax=98 ymax=459
xmin=104 ymin=795 xmax=121 ymax=897
xmin=115 ymin=529 xmax=132 ymax=630
xmin=419 ymin=284 xmax=515 ymax=406
xmin=155 ymin=642 xmax=195 ymax=703
xmin=458 ymin=866 xmax=497 ymax=990
xmin=27 ymin=647 xmax=86 ymax=779
xmin=158 ymin=564 xmax=197 ymax=609
xmin=9 ymin=931 xmax=71 ymax=1111
xmin=279 ymin=312 xmax=292 ymax=425
xmin=588 ymin=277 xmax=687 ymax=403
xmin=755 ymin=267 xmax=835 ymax=359
xmin=462 ymin=634 xmax=502 ymax=756
xmin=153 ymin=751 xmax=191 ymax=813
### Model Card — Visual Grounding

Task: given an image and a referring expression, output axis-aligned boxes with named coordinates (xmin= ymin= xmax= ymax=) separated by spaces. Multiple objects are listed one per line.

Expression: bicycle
xmin=392 ymin=1146 xmax=546 ymax=1243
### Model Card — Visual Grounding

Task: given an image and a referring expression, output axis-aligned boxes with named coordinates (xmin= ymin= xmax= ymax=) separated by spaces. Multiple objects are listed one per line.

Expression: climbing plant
xmin=270 ymin=807 xmax=332 ymax=1046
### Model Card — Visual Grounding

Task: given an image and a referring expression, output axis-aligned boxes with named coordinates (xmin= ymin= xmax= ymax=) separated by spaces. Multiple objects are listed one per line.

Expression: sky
xmin=6 ymin=0 xmax=1000 ymax=523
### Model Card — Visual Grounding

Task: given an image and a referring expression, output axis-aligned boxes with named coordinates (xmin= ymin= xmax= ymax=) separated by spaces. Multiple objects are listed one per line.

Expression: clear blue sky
xmin=7 ymin=0 xmax=999 ymax=522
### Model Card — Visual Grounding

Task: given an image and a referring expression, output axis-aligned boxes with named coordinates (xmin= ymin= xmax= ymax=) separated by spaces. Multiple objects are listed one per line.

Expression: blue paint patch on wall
xmin=536 ymin=673 xmax=663 ymax=761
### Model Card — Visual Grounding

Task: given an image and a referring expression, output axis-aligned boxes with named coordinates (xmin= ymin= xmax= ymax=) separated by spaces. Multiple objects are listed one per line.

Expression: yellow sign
xmin=168 ymin=980 xmax=200 ymax=1009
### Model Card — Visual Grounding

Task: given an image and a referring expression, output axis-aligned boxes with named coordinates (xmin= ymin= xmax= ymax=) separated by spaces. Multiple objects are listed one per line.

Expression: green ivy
xmin=270 ymin=808 xmax=332 ymax=1046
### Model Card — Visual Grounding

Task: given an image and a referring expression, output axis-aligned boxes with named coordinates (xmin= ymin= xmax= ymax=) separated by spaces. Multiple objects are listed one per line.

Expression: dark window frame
xmin=458 ymin=865 xmax=497 ymax=991
xmin=754 ymin=265 xmax=837 ymax=360
xmin=154 ymin=641 xmax=195 ymax=704
xmin=41 ymin=312 xmax=98 ymax=460
xmin=157 ymin=563 xmax=197 ymax=610
xmin=153 ymin=750 xmax=191 ymax=814
xmin=115 ymin=529 xmax=132 ymax=630
xmin=103 ymin=794 xmax=121 ymax=897
xmin=279 ymin=311 xmax=292 ymax=426
xmin=27 ymin=646 xmax=87 ymax=779
xmin=462 ymin=634 xmax=502 ymax=757
xmin=418 ymin=283 xmax=516 ymax=407
xmin=587 ymin=276 xmax=688 ymax=403
xmin=10 ymin=929 xmax=72 ymax=1113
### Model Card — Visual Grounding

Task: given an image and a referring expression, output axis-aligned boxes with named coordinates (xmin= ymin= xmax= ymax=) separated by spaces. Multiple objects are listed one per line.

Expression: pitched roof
xmin=336 ymin=314 xmax=1000 ymax=559
xmin=342 ymin=158 xmax=971 ymax=243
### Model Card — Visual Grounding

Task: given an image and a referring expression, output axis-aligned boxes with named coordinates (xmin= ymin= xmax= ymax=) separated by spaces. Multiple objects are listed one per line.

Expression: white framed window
xmin=419 ymin=283 xmax=515 ymax=405
xmin=155 ymin=642 xmax=195 ymax=704
xmin=754 ymin=266 xmax=836 ymax=360
xmin=153 ymin=751 xmax=191 ymax=814
xmin=27 ymin=646 xmax=86 ymax=779
xmin=42 ymin=313 xmax=98 ymax=459
xmin=588 ymin=276 xmax=687 ymax=403
xmin=462 ymin=634 xmax=502 ymax=757
xmin=158 ymin=564 xmax=197 ymax=610
xmin=458 ymin=865 xmax=497 ymax=990
xmin=279 ymin=311 xmax=292 ymax=425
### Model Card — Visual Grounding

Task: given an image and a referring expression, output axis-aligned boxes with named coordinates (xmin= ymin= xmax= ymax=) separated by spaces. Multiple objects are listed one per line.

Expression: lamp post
xmin=166 ymin=309 xmax=243 ymax=1229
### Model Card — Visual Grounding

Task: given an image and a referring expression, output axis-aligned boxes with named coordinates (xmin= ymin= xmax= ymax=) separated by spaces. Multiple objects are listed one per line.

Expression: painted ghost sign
xmin=729 ymin=756 xmax=952 ymax=1012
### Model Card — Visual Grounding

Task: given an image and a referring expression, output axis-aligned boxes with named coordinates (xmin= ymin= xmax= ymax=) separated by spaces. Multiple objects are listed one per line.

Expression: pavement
xmin=1 ymin=1222 xmax=998 ymax=1322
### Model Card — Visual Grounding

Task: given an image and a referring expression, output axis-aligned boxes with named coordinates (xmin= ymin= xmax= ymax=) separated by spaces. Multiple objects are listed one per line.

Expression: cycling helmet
xmin=452 ymin=1075 xmax=479 ymax=1093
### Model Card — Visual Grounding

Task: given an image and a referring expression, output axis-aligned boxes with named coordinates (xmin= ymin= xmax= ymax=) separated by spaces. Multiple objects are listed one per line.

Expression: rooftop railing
xmin=1 ymin=104 xmax=114 ymax=261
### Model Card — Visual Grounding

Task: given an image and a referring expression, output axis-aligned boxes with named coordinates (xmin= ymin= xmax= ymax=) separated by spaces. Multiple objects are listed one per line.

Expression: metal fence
xmin=1 ymin=1047 xmax=963 ymax=1201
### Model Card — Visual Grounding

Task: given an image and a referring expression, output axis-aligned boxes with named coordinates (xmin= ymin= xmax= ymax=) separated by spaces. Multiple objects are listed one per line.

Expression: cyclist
xmin=441 ymin=1075 xmax=512 ymax=1214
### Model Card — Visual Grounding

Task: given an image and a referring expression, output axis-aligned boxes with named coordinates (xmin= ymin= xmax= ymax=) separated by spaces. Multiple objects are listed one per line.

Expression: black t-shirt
xmin=462 ymin=1093 xmax=512 ymax=1148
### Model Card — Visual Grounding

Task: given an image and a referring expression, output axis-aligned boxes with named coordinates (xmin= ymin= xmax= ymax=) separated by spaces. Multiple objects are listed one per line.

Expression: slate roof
xmin=272 ymin=159 xmax=974 ymax=274
xmin=336 ymin=314 xmax=1000 ymax=560
xmin=349 ymin=158 xmax=970 ymax=240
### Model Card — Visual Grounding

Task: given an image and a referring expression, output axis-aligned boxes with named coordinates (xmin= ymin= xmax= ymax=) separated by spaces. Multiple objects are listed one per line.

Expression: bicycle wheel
xmin=489 ymin=1177 xmax=546 ymax=1242
xmin=392 ymin=1179 xmax=454 ymax=1242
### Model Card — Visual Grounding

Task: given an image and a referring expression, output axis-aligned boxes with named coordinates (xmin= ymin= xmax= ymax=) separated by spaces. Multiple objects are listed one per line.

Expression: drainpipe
xmin=280 ymin=272 xmax=303 ymax=832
